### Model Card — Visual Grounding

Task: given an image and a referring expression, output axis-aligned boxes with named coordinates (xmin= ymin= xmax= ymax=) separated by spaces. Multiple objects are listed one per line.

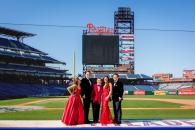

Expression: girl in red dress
xmin=61 ymin=78 xmax=84 ymax=125
xmin=100 ymin=76 xmax=113 ymax=124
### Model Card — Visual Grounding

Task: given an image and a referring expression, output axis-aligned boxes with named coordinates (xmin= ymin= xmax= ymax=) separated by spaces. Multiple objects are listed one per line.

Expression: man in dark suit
xmin=112 ymin=73 xmax=124 ymax=124
xmin=80 ymin=71 xmax=93 ymax=124
xmin=91 ymin=78 xmax=103 ymax=123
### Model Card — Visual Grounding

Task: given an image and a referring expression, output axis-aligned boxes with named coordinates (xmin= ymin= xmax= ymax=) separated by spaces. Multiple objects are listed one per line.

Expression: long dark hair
xmin=104 ymin=76 xmax=110 ymax=85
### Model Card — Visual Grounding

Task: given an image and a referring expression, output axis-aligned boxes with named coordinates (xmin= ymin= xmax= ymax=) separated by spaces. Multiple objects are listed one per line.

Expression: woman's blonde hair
xmin=69 ymin=77 xmax=80 ymax=91
xmin=72 ymin=77 xmax=80 ymax=86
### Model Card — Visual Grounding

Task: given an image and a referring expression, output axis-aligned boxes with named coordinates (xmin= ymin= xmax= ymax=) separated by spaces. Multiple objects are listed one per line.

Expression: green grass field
xmin=0 ymin=95 xmax=195 ymax=120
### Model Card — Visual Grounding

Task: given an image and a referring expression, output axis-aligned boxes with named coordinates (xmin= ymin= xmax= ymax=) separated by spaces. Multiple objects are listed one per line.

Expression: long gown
xmin=61 ymin=87 xmax=84 ymax=125
xmin=100 ymin=84 xmax=113 ymax=124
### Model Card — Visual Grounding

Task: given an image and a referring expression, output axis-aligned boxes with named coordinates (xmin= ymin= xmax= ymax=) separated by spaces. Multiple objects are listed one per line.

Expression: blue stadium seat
xmin=0 ymin=37 xmax=45 ymax=54
xmin=119 ymin=75 xmax=127 ymax=79
xmin=0 ymin=49 xmax=61 ymax=63
xmin=124 ymin=85 xmax=137 ymax=91
xmin=0 ymin=62 xmax=65 ymax=74
xmin=159 ymin=83 xmax=193 ymax=91
xmin=124 ymin=84 xmax=159 ymax=91
xmin=0 ymin=37 xmax=12 ymax=48
xmin=0 ymin=82 xmax=67 ymax=99
xmin=127 ymin=74 xmax=152 ymax=80
xmin=0 ymin=50 xmax=22 ymax=57
xmin=0 ymin=37 xmax=61 ymax=63
xmin=94 ymin=74 xmax=110 ymax=78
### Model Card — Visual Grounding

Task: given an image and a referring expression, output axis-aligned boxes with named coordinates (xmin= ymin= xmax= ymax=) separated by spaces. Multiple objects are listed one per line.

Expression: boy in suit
xmin=91 ymin=78 xmax=103 ymax=123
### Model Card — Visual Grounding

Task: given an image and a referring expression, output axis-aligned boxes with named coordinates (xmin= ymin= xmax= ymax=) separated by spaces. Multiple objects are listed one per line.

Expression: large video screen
xmin=82 ymin=35 xmax=119 ymax=65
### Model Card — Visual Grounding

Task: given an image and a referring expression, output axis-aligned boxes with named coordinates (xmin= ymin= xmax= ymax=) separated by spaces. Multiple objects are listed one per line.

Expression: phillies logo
xmin=86 ymin=23 xmax=114 ymax=35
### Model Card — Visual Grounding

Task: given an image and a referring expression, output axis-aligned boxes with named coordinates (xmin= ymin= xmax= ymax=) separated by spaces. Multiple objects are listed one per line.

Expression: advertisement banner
xmin=168 ymin=91 xmax=177 ymax=95
xmin=120 ymin=34 xmax=134 ymax=40
xmin=133 ymin=90 xmax=145 ymax=95
xmin=154 ymin=90 xmax=166 ymax=96
xmin=178 ymin=88 xmax=195 ymax=96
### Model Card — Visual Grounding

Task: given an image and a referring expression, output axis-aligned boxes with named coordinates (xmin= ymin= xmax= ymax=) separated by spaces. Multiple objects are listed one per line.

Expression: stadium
xmin=0 ymin=26 xmax=71 ymax=99
xmin=0 ymin=6 xmax=195 ymax=130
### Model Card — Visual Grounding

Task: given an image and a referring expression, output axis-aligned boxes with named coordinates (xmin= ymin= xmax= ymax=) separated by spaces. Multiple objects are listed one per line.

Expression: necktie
xmin=114 ymin=82 xmax=117 ymax=86
xmin=88 ymin=79 xmax=92 ymax=86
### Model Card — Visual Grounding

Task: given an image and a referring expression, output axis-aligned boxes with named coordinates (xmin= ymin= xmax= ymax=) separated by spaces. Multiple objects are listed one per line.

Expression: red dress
xmin=100 ymin=85 xmax=113 ymax=124
xmin=61 ymin=87 xmax=84 ymax=125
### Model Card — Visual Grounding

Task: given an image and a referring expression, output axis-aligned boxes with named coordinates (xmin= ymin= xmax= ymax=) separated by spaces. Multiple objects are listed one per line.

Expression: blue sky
xmin=0 ymin=0 xmax=195 ymax=77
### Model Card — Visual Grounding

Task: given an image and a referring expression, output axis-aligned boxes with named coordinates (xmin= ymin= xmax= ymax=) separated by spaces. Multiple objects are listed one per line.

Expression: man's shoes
xmin=117 ymin=121 xmax=121 ymax=124
xmin=93 ymin=120 xmax=98 ymax=124
xmin=114 ymin=121 xmax=121 ymax=125
xmin=115 ymin=123 xmax=120 ymax=126
xmin=84 ymin=120 xmax=90 ymax=124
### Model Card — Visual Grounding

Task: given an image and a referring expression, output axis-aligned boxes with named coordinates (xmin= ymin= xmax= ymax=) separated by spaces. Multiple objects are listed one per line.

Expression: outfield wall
xmin=178 ymin=88 xmax=195 ymax=96
xmin=124 ymin=88 xmax=195 ymax=96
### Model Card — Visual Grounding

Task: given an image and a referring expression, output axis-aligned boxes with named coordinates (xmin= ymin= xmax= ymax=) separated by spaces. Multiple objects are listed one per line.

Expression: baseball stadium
xmin=0 ymin=3 xmax=195 ymax=130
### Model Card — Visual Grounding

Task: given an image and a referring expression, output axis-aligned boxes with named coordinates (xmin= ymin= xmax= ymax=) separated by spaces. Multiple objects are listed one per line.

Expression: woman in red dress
xmin=61 ymin=78 xmax=84 ymax=125
xmin=100 ymin=76 xmax=113 ymax=124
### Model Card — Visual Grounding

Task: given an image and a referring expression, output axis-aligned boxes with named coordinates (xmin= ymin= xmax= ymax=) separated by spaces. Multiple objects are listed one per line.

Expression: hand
xmin=71 ymin=93 xmax=76 ymax=96
xmin=105 ymin=96 xmax=109 ymax=101
xmin=119 ymin=97 xmax=122 ymax=101
xmin=82 ymin=95 xmax=86 ymax=99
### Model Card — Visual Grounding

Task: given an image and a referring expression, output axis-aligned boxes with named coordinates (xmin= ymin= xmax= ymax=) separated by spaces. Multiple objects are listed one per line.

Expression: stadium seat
xmin=0 ymin=82 xmax=67 ymax=99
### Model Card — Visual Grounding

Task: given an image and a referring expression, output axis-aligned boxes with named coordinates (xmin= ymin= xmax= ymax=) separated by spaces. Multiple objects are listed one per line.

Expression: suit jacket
xmin=91 ymin=84 xmax=103 ymax=104
xmin=80 ymin=78 xmax=93 ymax=99
xmin=112 ymin=80 xmax=124 ymax=101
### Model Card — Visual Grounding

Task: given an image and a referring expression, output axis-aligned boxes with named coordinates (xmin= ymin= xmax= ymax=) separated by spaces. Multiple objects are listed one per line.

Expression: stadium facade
xmin=0 ymin=26 xmax=71 ymax=99
xmin=153 ymin=70 xmax=195 ymax=83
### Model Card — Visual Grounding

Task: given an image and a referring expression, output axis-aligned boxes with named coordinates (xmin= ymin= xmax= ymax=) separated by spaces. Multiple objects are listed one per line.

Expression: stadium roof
xmin=0 ymin=26 xmax=35 ymax=38
xmin=0 ymin=49 xmax=65 ymax=64
xmin=0 ymin=26 xmax=66 ymax=65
